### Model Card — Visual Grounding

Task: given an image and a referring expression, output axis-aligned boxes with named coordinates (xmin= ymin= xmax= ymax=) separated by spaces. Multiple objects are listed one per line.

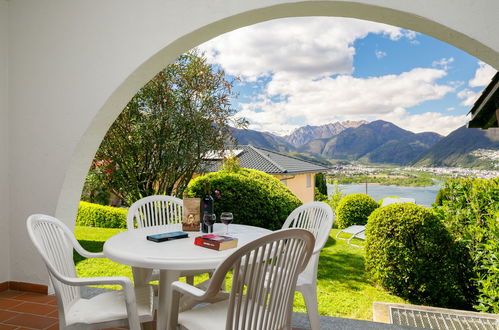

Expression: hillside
xmin=230 ymin=127 xmax=293 ymax=152
xmin=283 ymin=120 xmax=367 ymax=147
xmin=231 ymin=120 xmax=445 ymax=166
xmin=414 ymin=126 xmax=499 ymax=169
xmin=319 ymin=120 xmax=443 ymax=165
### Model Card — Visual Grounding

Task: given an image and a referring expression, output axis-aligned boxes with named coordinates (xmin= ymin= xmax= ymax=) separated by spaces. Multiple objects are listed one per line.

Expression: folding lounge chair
xmin=336 ymin=225 xmax=366 ymax=247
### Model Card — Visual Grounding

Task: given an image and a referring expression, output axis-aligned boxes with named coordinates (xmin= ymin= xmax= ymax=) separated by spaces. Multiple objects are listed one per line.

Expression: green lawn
xmin=74 ymin=226 xmax=405 ymax=321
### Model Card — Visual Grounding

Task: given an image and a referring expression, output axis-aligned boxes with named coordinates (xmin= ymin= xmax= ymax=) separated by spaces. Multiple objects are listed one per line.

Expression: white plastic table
xmin=103 ymin=223 xmax=271 ymax=330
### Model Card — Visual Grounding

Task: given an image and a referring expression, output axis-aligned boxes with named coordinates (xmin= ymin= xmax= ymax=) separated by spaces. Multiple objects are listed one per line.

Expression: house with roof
xmin=201 ymin=145 xmax=328 ymax=203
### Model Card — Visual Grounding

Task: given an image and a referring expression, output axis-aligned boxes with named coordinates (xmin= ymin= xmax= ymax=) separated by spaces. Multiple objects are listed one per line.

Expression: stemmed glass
xmin=203 ymin=213 xmax=216 ymax=233
xmin=220 ymin=212 xmax=233 ymax=235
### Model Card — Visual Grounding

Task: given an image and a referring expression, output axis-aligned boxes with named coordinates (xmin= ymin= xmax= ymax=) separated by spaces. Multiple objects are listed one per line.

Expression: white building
xmin=0 ymin=0 xmax=498 ymax=292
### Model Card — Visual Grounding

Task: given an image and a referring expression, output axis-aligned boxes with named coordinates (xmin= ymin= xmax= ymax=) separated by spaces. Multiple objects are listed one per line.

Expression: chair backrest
xmin=282 ymin=202 xmax=334 ymax=283
xmin=282 ymin=202 xmax=334 ymax=252
xmin=126 ymin=195 xmax=183 ymax=229
xmin=207 ymin=229 xmax=314 ymax=330
xmin=26 ymin=214 xmax=81 ymax=322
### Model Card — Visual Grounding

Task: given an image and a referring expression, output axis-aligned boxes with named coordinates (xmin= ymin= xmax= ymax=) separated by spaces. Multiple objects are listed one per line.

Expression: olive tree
xmin=84 ymin=50 xmax=246 ymax=205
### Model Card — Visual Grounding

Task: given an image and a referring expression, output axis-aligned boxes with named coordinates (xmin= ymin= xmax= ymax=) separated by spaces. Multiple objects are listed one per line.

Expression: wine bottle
xmin=200 ymin=194 xmax=214 ymax=233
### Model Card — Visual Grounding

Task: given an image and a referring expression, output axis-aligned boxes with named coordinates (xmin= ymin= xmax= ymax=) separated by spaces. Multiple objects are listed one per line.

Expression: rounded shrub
xmin=365 ymin=203 xmax=474 ymax=309
xmin=335 ymin=193 xmax=378 ymax=229
xmin=76 ymin=201 xmax=127 ymax=228
xmin=185 ymin=168 xmax=301 ymax=230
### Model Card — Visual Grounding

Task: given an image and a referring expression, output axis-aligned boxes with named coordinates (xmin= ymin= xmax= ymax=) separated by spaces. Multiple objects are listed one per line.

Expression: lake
xmin=327 ymin=183 xmax=442 ymax=207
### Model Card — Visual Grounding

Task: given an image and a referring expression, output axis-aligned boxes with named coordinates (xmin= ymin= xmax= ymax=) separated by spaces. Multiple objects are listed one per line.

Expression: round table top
xmin=103 ymin=223 xmax=272 ymax=270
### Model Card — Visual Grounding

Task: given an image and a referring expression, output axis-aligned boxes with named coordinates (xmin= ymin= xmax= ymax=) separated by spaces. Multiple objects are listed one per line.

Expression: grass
xmin=328 ymin=169 xmax=449 ymax=187
xmin=74 ymin=226 xmax=405 ymax=321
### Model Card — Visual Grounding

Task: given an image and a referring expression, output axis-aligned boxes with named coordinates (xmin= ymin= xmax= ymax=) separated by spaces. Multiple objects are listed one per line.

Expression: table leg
xmin=131 ymin=267 xmax=153 ymax=287
xmin=157 ymin=269 xmax=181 ymax=330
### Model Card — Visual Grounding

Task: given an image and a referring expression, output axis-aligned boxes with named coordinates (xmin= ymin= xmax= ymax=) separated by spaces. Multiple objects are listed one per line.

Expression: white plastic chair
xmin=127 ymin=195 xmax=209 ymax=285
xmin=281 ymin=201 xmax=335 ymax=330
xmin=26 ymin=214 xmax=153 ymax=330
xmin=169 ymin=228 xmax=315 ymax=330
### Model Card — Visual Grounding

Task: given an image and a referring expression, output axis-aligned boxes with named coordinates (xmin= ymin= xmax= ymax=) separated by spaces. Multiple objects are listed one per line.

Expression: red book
xmin=194 ymin=234 xmax=238 ymax=251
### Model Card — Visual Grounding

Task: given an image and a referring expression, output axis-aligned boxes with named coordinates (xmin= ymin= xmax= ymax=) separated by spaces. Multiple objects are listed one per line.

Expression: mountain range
xmin=414 ymin=126 xmax=499 ymax=168
xmin=231 ymin=120 xmax=499 ymax=168
xmin=282 ymin=120 xmax=368 ymax=147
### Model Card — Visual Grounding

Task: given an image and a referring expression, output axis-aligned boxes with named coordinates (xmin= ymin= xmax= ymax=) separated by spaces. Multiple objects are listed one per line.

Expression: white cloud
xmin=199 ymin=17 xmax=415 ymax=81
xmin=457 ymin=89 xmax=480 ymax=106
xmin=378 ymin=108 xmax=467 ymax=135
xmin=238 ymin=67 xmax=454 ymax=135
xmin=432 ymin=57 xmax=454 ymax=71
xmin=199 ymin=17 xmax=465 ymax=136
xmin=375 ymin=50 xmax=387 ymax=59
xmin=447 ymin=107 xmax=455 ymax=111
xmin=469 ymin=61 xmax=496 ymax=87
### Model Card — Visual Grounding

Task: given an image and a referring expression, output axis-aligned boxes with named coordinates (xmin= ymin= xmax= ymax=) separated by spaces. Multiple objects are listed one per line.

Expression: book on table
xmin=194 ymin=234 xmax=238 ymax=251
xmin=146 ymin=231 xmax=189 ymax=243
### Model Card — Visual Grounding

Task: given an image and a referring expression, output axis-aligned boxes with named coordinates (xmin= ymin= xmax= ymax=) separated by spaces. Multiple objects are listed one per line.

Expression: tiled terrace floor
xmin=0 ymin=290 xmax=416 ymax=330
xmin=0 ymin=290 xmax=135 ymax=330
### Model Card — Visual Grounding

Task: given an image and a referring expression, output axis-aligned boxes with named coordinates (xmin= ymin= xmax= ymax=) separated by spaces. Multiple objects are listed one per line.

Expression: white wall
xmin=6 ymin=0 xmax=499 ymax=285
xmin=0 ymin=0 xmax=10 ymax=284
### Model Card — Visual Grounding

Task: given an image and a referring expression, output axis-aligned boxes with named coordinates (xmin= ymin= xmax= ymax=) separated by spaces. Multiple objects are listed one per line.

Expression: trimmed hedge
xmin=185 ymin=168 xmax=301 ymax=230
xmin=336 ymin=193 xmax=378 ymax=229
xmin=76 ymin=201 xmax=127 ymax=228
xmin=366 ymin=203 xmax=474 ymax=309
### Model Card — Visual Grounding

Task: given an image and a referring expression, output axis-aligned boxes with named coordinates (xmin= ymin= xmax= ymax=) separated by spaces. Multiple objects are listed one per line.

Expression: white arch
xmin=7 ymin=0 xmax=498 ymax=285
xmin=57 ymin=1 xmax=499 ymax=226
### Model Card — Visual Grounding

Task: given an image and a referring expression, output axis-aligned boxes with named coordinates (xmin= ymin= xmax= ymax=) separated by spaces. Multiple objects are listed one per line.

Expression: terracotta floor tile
xmin=46 ymin=310 xmax=59 ymax=318
xmin=0 ymin=299 xmax=23 ymax=309
xmin=45 ymin=323 xmax=59 ymax=330
xmin=7 ymin=302 xmax=57 ymax=316
xmin=0 ymin=310 xmax=19 ymax=322
xmin=15 ymin=294 xmax=56 ymax=305
xmin=2 ymin=313 xmax=58 ymax=329
xmin=0 ymin=324 xmax=17 ymax=329
xmin=0 ymin=291 xmax=25 ymax=300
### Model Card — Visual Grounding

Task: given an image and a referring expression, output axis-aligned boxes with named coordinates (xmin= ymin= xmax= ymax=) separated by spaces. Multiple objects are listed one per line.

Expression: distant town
xmin=329 ymin=164 xmax=499 ymax=181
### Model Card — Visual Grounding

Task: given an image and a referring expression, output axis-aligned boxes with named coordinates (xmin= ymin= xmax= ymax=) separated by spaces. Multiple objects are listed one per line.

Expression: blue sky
xmin=198 ymin=17 xmax=495 ymax=136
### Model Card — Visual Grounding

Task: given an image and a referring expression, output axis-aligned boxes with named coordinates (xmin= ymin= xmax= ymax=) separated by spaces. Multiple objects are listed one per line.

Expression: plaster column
xmin=0 ymin=0 xmax=10 ymax=284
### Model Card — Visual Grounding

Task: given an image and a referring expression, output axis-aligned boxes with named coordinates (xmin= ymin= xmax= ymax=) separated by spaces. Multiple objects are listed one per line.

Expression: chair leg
xmin=141 ymin=321 xmax=154 ymax=330
xmin=300 ymin=285 xmax=320 ymax=330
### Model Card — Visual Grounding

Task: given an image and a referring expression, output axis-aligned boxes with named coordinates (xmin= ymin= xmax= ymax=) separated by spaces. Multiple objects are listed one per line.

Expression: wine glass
xmin=220 ymin=212 xmax=233 ymax=235
xmin=203 ymin=213 xmax=216 ymax=233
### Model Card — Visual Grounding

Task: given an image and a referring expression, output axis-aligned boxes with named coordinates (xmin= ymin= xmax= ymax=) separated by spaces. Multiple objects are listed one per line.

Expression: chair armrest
xmin=79 ymin=251 xmax=106 ymax=259
xmin=57 ymin=274 xmax=133 ymax=290
xmin=171 ymin=281 xmax=208 ymax=301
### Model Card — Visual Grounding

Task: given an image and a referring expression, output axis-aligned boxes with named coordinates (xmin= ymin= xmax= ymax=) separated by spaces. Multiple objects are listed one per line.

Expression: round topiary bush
xmin=365 ymin=203 xmax=474 ymax=309
xmin=335 ymin=193 xmax=378 ymax=229
xmin=185 ymin=168 xmax=301 ymax=230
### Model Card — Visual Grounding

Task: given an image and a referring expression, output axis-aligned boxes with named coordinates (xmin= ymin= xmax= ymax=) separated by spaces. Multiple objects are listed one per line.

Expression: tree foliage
xmin=84 ymin=51 xmax=245 ymax=205
xmin=434 ymin=178 xmax=499 ymax=312
xmin=315 ymin=172 xmax=328 ymax=196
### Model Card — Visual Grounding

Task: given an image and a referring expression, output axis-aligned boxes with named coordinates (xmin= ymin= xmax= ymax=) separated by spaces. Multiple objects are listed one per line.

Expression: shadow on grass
xmin=73 ymin=240 xmax=105 ymax=264
xmin=323 ymin=235 xmax=337 ymax=249
xmin=317 ymin=239 xmax=367 ymax=291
